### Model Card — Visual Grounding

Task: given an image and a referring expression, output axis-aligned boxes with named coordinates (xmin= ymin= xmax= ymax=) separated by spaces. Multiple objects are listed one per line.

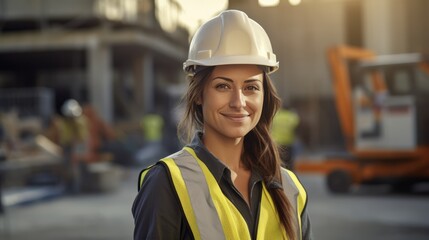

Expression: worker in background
xmin=46 ymin=99 xmax=89 ymax=194
xmin=133 ymin=112 xmax=165 ymax=167
xmin=272 ymin=104 xmax=300 ymax=170
xmin=140 ymin=112 xmax=164 ymax=145
xmin=82 ymin=104 xmax=116 ymax=163
xmin=132 ymin=10 xmax=312 ymax=240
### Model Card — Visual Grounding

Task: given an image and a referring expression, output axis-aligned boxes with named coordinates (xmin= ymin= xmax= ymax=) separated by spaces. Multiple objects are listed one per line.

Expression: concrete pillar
xmin=143 ymin=53 xmax=155 ymax=112
xmin=87 ymin=42 xmax=113 ymax=122
xmin=133 ymin=56 xmax=144 ymax=114
xmin=407 ymin=0 xmax=429 ymax=52
xmin=133 ymin=52 xmax=155 ymax=114
xmin=362 ymin=0 xmax=409 ymax=54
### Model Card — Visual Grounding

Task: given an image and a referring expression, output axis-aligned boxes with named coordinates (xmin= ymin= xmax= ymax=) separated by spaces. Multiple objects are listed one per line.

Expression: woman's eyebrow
xmin=244 ymin=79 xmax=263 ymax=83
xmin=212 ymin=76 xmax=233 ymax=82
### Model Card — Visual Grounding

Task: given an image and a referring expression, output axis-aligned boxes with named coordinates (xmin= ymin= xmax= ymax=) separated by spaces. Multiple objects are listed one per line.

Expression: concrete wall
xmin=363 ymin=0 xmax=429 ymax=54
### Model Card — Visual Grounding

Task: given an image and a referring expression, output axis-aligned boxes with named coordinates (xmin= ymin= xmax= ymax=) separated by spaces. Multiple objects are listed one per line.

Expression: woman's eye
xmin=245 ymin=85 xmax=260 ymax=91
xmin=215 ymin=84 xmax=230 ymax=90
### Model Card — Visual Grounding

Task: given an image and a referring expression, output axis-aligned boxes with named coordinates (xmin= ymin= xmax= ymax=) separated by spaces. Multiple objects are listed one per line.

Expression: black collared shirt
xmin=132 ymin=133 xmax=263 ymax=240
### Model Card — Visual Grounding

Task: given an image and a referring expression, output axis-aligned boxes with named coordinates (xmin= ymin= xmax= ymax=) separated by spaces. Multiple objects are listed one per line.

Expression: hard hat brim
xmin=184 ymin=55 xmax=279 ymax=74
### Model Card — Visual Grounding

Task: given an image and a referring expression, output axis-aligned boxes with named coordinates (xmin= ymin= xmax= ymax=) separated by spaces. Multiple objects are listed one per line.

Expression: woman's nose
xmin=229 ymin=89 xmax=246 ymax=108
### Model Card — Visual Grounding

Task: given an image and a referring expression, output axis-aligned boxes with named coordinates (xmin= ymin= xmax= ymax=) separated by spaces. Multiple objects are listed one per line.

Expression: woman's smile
xmin=220 ymin=112 xmax=251 ymax=122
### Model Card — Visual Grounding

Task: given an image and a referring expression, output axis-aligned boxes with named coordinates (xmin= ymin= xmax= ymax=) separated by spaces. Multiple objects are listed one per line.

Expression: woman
xmin=132 ymin=10 xmax=312 ymax=240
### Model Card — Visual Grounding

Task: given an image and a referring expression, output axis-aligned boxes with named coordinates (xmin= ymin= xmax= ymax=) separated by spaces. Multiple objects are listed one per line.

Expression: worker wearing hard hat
xmin=46 ymin=99 xmax=89 ymax=193
xmin=132 ymin=10 xmax=312 ymax=240
xmin=58 ymin=99 xmax=89 ymax=149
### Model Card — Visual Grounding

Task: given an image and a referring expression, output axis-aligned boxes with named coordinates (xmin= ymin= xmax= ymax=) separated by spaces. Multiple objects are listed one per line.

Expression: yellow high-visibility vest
xmin=140 ymin=114 xmax=164 ymax=142
xmin=272 ymin=109 xmax=299 ymax=145
xmin=139 ymin=147 xmax=307 ymax=240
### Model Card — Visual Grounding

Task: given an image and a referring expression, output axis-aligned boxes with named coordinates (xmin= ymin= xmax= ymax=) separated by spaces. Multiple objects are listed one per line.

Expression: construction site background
xmin=1 ymin=0 xmax=429 ymax=239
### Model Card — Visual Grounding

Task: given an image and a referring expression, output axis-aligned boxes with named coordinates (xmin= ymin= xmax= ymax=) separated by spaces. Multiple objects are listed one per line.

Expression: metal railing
xmin=0 ymin=87 xmax=54 ymax=125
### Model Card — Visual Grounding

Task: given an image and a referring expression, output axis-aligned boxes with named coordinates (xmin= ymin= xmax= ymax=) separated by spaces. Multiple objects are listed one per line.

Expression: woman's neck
xmin=202 ymin=133 xmax=244 ymax=172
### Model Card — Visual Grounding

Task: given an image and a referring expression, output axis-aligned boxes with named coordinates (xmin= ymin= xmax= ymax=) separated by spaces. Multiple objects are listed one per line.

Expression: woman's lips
xmin=221 ymin=113 xmax=250 ymax=122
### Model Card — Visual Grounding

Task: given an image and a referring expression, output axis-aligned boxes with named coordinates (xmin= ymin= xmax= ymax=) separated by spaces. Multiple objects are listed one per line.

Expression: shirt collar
xmin=187 ymin=132 xmax=263 ymax=184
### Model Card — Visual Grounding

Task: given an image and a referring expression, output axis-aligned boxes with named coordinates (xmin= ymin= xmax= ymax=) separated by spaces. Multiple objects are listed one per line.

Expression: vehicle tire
xmin=327 ymin=169 xmax=352 ymax=193
xmin=391 ymin=182 xmax=414 ymax=193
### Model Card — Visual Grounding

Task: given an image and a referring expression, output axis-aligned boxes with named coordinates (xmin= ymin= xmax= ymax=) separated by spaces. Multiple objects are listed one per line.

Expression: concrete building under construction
xmin=1 ymin=0 xmax=429 ymax=150
xmin=0 ymin=0 xmax=188 ymax=124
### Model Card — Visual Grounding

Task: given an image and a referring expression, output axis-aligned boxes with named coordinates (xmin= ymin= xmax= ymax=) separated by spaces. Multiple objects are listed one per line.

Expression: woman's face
xmin=200 ymin=64 xmax=264 ymax=140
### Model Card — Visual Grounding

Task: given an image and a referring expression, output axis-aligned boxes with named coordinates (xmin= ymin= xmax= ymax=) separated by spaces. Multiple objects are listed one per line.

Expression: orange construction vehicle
xmin=295 ymin=45 xmax=429 ymax=193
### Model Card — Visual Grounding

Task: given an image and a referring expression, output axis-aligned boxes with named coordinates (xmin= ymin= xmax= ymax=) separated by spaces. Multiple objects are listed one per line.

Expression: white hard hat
xmin=183 ymin=10 xmax=279 ymax=75
xmin=61 ymin=99 xmax=82 ymax=118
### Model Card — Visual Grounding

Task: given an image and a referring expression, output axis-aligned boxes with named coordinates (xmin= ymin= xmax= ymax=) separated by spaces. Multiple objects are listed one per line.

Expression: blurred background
xmin=0 ymin=0 xmax=428 ymax=239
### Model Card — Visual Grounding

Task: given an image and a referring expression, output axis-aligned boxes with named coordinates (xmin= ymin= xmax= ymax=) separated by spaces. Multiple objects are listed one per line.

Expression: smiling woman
xmin=132 ymin=10 xmax=313 ymax=240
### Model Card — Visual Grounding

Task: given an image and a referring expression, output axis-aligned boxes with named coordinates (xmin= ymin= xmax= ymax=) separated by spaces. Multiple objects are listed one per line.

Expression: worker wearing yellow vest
xmin=46 ymin=99 xmax=89 ymax=193
xmin=272 ymin=106 xmax=300 ymax=170
xmin=132 ymin=10 xmax=312 ymax=240
xmin=140 ymin=113 xmax=164 ymax=143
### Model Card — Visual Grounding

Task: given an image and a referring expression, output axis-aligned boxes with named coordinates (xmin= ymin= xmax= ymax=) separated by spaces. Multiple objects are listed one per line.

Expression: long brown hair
xmin=178 ymin=66 xmax=296 ymax=240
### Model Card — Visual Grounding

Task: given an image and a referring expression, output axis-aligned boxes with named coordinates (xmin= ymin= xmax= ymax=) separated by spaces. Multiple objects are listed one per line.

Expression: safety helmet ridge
xmin=183 ymin=10 xmax=279 ymax=75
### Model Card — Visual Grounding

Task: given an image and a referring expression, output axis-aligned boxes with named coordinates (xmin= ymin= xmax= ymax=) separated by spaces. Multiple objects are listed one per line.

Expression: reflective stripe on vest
xmin=139 ymin=147 xmax=307 ymax=240
xmin=281 ymin=167 xmax=307 ymax=240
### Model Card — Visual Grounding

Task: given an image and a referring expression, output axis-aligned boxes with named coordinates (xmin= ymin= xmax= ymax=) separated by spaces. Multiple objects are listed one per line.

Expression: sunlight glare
xmin=289 ymin=0 xmax=302 ymax=6
xmin=259 ymin=0 xmax=280 ymax=7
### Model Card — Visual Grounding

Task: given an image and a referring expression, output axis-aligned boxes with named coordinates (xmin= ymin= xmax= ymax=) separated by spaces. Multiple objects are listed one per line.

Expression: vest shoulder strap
xmin=281 ymin=168 xmax=308 ymax=240
xmin=137 ymin=150 xmax=187 ymax=191
xmin=137 ymin=164 xmax=156 ymax=191
xmin=283 ymin=169 xmax=308 ymax=216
